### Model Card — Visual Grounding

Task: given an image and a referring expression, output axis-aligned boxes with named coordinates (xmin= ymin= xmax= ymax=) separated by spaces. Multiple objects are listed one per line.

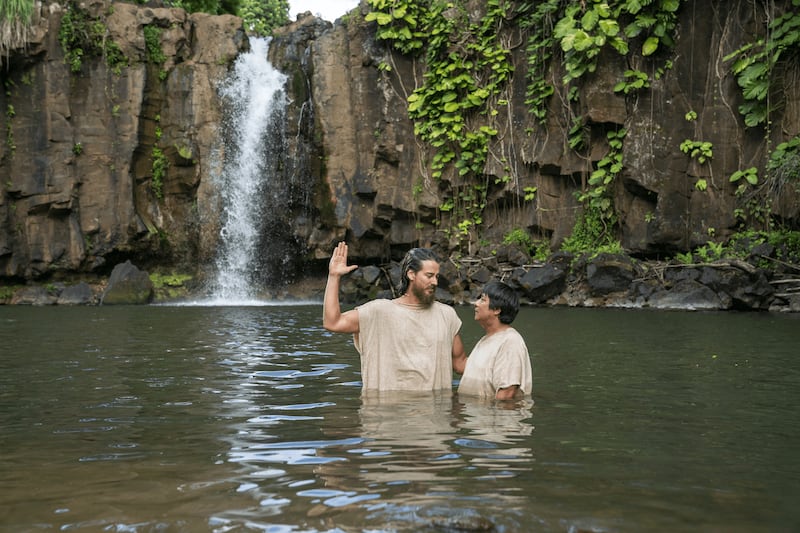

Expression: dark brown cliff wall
xmin=1 ymin=0 xmax=797 ymax=288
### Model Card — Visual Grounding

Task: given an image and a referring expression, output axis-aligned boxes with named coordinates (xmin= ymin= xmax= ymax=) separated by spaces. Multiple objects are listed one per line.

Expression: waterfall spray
xmin=210 ymin=38 xmax=288 ymax=304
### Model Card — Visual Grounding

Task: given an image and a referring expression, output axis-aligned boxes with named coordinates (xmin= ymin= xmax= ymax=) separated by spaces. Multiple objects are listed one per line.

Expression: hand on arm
xmin=322 ymin=242 xmax=360 ymax=333
xmin=451 ymin=333 xmax=467 ymax=374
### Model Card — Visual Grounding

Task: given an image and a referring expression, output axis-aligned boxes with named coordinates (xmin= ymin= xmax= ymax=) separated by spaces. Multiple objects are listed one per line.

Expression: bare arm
xmin=322 ymin=242 xmax=360 ymax=333
xmin=451 ymin=333 xmax=467 ymax=374
xmin=495 ymin=384 xmax=521 ymax=401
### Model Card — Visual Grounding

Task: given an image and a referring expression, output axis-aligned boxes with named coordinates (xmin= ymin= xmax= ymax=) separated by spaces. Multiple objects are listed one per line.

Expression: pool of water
xmin=1 ymin=304 xmax=798 ymax=532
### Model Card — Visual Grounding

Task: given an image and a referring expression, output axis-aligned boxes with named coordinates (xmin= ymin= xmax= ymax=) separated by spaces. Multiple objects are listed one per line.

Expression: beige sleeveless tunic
xmin=354 ymin=299 xmax=461 ymax=391
xmin=457 ymin=327 xmax=532 ymax=399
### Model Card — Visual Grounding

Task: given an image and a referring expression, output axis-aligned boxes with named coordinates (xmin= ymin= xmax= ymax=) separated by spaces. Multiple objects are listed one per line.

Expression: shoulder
xmin=432 ymin=301 xmax=461 ymax=322
xmin=501 ymin=327 xmax=525 ymax=342
xmin=495 ymin=328 xmax=528 ymax=354
xmin=432 ymin=301 xmax=458 ymax=316
xmin=356 ymin=299 xmax=394 ymax=319
xmin=358 ymin=298 xmax=392 ymax=310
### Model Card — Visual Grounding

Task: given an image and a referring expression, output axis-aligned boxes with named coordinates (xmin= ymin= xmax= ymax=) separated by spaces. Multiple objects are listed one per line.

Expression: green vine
xmin=517 ymin=0 xmax=560 ymax=123
xmin=366 ymin=1 xmax=684 ymax=254
xmin=724 ymin=0 xmax=800 ymax=127
xmin=613 ymin=68 xmax=650 ymax=94
xmin=152 ymin=114 xmax=166 ymax=200
xmin=582 ymin=127 xmax=627 ymax=217
xmin=514 ymin=0 xmax=683 ymax=255
xmin=367 ymin=0 xmax=513 ymax=246
xmin=152 ymin=146 xmax=167 ymax=200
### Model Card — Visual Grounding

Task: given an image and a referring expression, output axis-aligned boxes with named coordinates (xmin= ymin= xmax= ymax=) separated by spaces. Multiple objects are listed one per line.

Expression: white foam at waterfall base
xmin=208 ymin=37 xmax=288 ymax=305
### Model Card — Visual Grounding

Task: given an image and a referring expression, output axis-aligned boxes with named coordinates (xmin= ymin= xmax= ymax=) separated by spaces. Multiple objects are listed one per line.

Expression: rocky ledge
xmin=2 ymin=250 xmax=799 ymax=312
xmin=338 ymin=246 xmax=800 ymax=313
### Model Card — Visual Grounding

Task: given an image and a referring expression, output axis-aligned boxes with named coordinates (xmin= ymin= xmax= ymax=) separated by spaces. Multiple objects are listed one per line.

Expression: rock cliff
xmin=1 ymin=0 xmax=246 ymax=282
xmin=272 ymin=0 xmax=799 ymax=265
xmin=1 ymin=1 xmax=798 ymax=303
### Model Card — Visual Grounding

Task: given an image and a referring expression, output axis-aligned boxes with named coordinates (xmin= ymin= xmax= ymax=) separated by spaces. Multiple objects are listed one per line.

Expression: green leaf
xmin=627 ymin=0 xmax=643 ymax=14
xmin=661 ymin=0 xmax=680 ymax=12
xmin=609 ymin=37 xmax=629 ymax=54
xmin=572 ymin=30 xmax=594 ymax=51
xmin=642 ymin=36 xmax=659 ymax=56
xmin=581 ymin=9 xmax=599 ymax=31
xmin=589 ymin=169 xmax=606 ymax=185
xmin=365 ymin=11 xmax=393 ymax=25
xmin=598 ymin=19 xmax=619 ymax=36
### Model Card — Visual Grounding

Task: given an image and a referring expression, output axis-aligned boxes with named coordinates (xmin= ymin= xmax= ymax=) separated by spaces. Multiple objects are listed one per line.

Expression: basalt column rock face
xmin=273 ymin=1 xmax=799 ymax=266
xmin=0 ymin=1 xmax=246 ymax=281
xmin=1 ymin=1 xmax=798 ymax=289
xmin=271 ymin=8 xmax=431 ymax=265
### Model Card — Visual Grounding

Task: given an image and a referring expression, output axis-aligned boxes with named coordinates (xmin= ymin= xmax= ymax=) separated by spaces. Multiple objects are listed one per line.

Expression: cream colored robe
xmin=354 ymin=299 xmax=461 ymax=391
xmin=457 ymin=327 xmax=532 ymax=399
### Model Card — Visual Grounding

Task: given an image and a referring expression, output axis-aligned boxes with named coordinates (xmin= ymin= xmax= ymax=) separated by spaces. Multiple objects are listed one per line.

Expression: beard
xmin=411 ymin=284 xmax=436 ymax=307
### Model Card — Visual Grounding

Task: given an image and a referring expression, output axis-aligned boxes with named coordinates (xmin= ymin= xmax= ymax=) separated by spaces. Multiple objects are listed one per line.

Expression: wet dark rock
xmin=360 ymin=265 xmax=382 ymax=286
xmin=665 ymin=266 xmax=701 ymax=283
xmin=57 ymin=282 xmax=95 ymax=305
xmin=101 ymin=261 xmax=154 ymax=305
xmin=10 ymin=286 xmax=58 ymax=305
xmin=648 ymin=279 xmax=730 ymax=310
xmin=517 ymin=264 xmax=568 ymax=303
xmin=469 ymin=265 xmax=492 ymax=286
xmin=586 ymin=253 xmax=637 ymax=295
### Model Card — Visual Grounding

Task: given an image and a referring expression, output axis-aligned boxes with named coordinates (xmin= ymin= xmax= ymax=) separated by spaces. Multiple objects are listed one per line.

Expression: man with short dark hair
xmin=323 ymin=242 xmax=466 ymax=392
xmin=457 ymin=281 xmax=532 ymax=400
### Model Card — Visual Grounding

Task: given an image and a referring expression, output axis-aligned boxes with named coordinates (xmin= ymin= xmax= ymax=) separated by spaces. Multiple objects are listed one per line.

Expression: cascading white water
xmin=210 ymin=38 xmax=288 ymax=304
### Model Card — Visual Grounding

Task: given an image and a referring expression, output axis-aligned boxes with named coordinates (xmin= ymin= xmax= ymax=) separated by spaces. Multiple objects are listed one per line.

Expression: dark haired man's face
xmin=408 ymin=260 xmax=439 ymax=307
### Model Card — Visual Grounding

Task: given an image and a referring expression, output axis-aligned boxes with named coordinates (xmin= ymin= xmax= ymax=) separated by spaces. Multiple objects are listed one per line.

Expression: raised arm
xmin=451 ymin=332 xmax=467 ymax=374
xmin=322 ymin=242 xmax=361 ymax=333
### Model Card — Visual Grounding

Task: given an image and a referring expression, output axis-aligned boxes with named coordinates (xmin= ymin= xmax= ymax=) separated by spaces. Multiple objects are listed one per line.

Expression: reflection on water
xmin=1 ymin=305 xmax=799 ymax=532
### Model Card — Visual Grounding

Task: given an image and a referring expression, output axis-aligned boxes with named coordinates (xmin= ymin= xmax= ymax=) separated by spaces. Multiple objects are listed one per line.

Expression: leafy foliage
xmin=0 ymin=0 xmax=33 ymax=26
xmin=581 ymin=128 xmax=627 ymax=219
xmin=517 ymin=0 xmax=560 ymax=123
xmin=724 ymin=0 xmax=800 ymax=127
xmin=168 ymin=0 xmax=288 ymax=35
xmin=367 ymin=0 xmax=513 ymax=245
xmin=561 ymin=204 xmax=622 ymax=257
xmin=503 ymin=228 xmax=551 ymax=261
xmin=767 ymin=135 xmax=800 ymax=189
xmin=680 ymin=139 xmax=713 ymax=164
xmin=168 ymin=0 xmax=242 ymax=15
xmin=676 ymin=228 xmax=800 ymax=267
xmin=58 ymin=1 xmax=128 ymax=73
xmin=239 ymin=0 xmax=290 ymax=36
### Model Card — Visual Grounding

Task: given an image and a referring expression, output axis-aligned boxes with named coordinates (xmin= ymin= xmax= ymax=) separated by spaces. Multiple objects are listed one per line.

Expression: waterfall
xmin=209 ymin=37 xmax=288 ymax=304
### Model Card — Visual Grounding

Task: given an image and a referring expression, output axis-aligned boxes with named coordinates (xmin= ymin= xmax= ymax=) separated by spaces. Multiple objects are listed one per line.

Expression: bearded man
xmin=323 ymin=242 xmax=466 ymax=392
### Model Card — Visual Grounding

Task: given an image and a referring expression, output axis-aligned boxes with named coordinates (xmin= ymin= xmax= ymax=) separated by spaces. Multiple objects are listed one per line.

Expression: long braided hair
xmin=398 ymin=248 xmax=439 ymax=296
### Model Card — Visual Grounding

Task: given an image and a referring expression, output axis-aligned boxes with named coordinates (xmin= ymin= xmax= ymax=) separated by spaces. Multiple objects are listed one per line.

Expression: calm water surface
xmin=0 ymin=304 xmax=798 ymax=532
